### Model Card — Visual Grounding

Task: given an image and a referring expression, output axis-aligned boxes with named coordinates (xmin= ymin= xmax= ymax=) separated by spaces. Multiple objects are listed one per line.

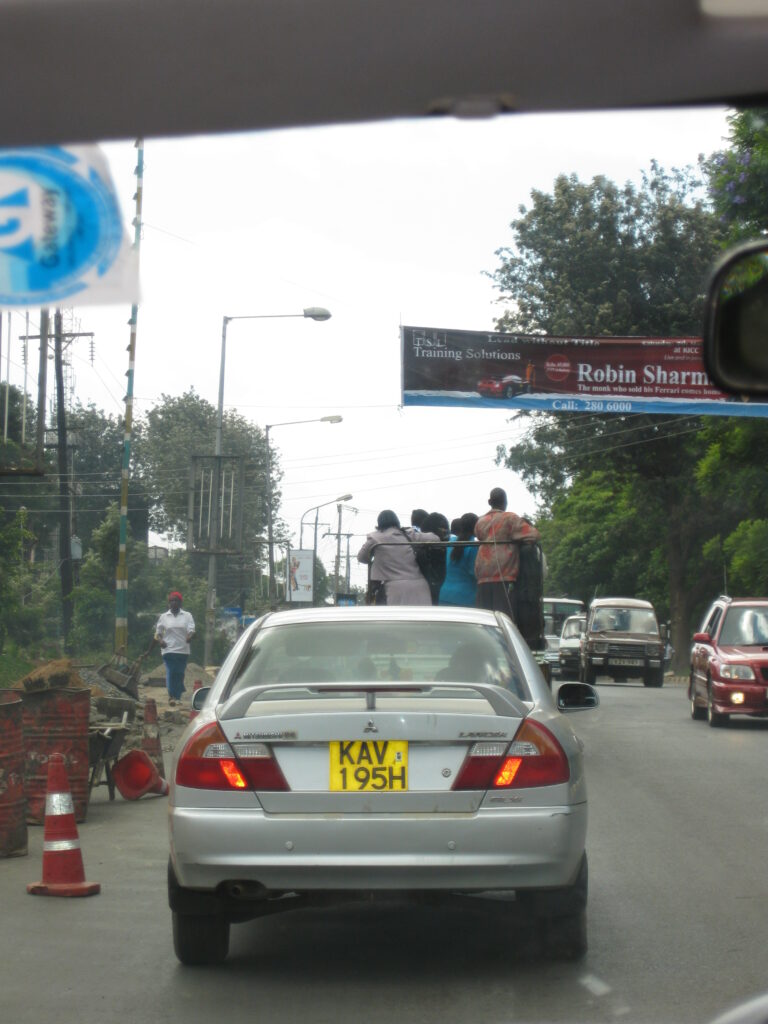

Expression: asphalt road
xmin=2 ymin=680 xmax=768 ymax=1024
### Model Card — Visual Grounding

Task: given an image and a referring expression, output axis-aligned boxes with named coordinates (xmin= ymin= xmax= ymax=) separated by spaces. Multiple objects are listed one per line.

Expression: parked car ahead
xmin=169 ymin=605 xmax=598 ymax=965
xmin=689 ymin=596 xmax=768 ymax=727
xmin=580 ymin=597 xmax=666 ymax=688
xmin=559 ymin=615 xmax=587 ymax=680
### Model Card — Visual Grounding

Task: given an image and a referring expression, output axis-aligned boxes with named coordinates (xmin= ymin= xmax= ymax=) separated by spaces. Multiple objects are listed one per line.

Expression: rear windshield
xmin=590 ymin=607 xmax=658 ymax=634
xmin=720 ymin=606 xmax=768 ymax=646
xmin=561 ymin=618 xmax=585 ymax=640
xmin=227 ymin=621 xmax=529 ymax=700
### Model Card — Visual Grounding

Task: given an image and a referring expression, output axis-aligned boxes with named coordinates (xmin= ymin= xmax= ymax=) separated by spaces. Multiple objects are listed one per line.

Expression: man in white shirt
xmin=154 ymin=591 xmax=195 ymax=703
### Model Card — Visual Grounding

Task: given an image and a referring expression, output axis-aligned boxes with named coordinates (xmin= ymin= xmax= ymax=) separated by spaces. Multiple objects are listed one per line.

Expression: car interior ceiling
xmin=1 ymin=2 xmax=768 ymax=147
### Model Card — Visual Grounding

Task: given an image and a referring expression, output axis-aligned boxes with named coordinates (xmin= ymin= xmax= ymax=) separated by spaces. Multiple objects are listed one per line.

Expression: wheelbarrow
xmin=95 ymin=642 xmax=154 ymax=699
xmin=88 ymin=716 xmax=129 ymax=800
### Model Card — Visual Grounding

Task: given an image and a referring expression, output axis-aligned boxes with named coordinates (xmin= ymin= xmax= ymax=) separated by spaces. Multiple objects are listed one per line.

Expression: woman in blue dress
xmin=439 ymin=512 xmax=479 ymax=607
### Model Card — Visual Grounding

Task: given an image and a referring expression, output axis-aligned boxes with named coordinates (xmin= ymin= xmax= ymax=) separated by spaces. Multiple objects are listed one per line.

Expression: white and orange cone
xmin=27 ymin=753 xmax=100 ymax=897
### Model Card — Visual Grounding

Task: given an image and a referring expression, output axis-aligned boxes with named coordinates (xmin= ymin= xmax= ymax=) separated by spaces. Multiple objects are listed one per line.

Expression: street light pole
xmin=298 ymin=494 xmax=352 ymax=603
xmin=203 ymin=307 xmax=332 ymax=667
xmin=264 ymin=415 xmax=343 ymax=609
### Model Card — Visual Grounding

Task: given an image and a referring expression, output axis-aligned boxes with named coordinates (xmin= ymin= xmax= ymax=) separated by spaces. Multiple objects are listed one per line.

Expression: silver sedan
xmin=168 ymin=606 xmax=598 ymax=964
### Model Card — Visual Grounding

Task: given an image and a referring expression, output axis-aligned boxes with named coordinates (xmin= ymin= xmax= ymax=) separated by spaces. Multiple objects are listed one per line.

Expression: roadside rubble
xmin=82 ymin=660 xmax=215 ymax=756
xmin=8 ymin=658 xmax=216 ymax=812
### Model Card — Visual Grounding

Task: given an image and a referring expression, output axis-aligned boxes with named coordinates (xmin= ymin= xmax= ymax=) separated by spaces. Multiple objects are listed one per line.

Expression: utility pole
xmin=115 ymin=138 xmax=144 ymax=659
xmin=54 ymin=311 xmax=74 ymax=650
xmin=333 ymin=503 xmax=343 ymax=603
xmin=35 ymin=312 xmax=49 ymax=473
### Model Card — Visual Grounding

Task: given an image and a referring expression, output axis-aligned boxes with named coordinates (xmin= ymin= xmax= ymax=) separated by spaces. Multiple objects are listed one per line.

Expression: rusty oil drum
xmin=0 ymin=691 xmax=28 ymax=856
xmin=21 ymin=687 xmax=90 ymax=824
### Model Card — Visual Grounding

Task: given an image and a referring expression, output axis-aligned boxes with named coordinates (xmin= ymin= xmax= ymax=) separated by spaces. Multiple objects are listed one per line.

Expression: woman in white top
xmin=154 ymin=590 xmax=195 ymax=703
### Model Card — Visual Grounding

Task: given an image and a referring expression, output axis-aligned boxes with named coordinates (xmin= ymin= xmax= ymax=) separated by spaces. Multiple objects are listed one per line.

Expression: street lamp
xmin=265 ymin=415 xmax=343 ymax=608
xmin=299 ymin=494 xmax=353 ymax=604
xmin=204 ymin=308 xmax=332 ymax=667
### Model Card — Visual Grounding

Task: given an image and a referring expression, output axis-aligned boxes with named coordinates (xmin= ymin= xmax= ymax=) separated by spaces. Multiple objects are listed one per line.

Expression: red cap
xmin=169 ymin=591 xmax=183 ymax=602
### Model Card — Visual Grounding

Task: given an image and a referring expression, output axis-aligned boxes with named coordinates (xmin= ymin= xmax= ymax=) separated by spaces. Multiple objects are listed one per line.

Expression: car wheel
xmin=584 ymin=664 xmax=596 ymax=686
xmin=643 ymin=668 xmax=664 ymax=688
xmin=504 ymin=384 xmax=517 ymax=398
xmin=539 ymin=907 xmax=588 ymax=961
xmin=519 ymin=853 xmax=588 ymax=960
xmin=690 ymin=675 xmax=706 ymax=720
xmin=707 ymin=683 xmax=727 ymax=728
xmin=172 ymin=911 xmax=230 ymax=965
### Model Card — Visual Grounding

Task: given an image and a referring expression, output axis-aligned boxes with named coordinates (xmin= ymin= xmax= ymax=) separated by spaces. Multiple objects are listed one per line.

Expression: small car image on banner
xmin=400 ymin=326 xmax=768 ymax=418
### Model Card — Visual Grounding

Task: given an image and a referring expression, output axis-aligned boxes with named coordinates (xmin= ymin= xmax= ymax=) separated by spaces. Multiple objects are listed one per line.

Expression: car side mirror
xmin=557 ymin=682 xmax=599 ymax=712
xmin=191 ymin=686 xmax=211 ymax=710
xmin=692 ymin=632 xmax=711 ymax=644
xmin=703 ymin=239 xmax=768 ymax=395
xmin=660 ymin=624 xmax=668 ymax=641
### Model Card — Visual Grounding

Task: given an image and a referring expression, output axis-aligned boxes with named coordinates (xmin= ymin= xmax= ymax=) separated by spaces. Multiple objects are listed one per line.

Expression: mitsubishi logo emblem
xmin=364 ymin=719 xmax=378 ymax=734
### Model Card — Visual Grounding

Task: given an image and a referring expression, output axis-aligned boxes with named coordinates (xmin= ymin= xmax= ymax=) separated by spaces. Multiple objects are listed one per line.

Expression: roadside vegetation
xmin=490 ymin=109 xmax=768 ymax=671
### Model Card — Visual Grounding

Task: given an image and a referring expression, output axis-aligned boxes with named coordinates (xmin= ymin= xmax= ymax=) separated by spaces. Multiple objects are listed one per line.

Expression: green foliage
xmin=136 ymin=389 xmax=273 ymax=547
xmin=722 ymin=520 xmax=768 ymax=595
xmin=0 ymin=649 xmax=35 ymax=689
xmin=490 ymin=163 xmax=723 ymax=337
xmin=703 ymin=108 xmax=768 ymax=244
xmin=489 ymin=163 xmax=728 ymax=669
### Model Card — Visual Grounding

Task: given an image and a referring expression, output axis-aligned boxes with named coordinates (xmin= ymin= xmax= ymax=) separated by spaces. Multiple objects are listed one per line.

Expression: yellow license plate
xmin=329 ymin=740 xmax=408 ymax=791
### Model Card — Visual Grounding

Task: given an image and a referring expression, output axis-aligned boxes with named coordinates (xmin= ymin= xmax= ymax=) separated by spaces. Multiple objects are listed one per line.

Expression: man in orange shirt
xmin=474 ymin=487 xmax=540 ymax=618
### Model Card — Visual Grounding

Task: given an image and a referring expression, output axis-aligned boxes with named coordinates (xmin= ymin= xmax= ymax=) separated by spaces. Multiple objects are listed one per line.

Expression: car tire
xmin=643 ymin=668 xmax=664 ymax=688
xmin=707 ymin=682 xmax=727 ymax=728
xmin=583 ymin=664 xmax=596 ymax=686
xmin=172 ymin=910 xmax=230 ymax=966
xmin=539 ymin=907 xmax=588 ymax=961
xmin=505 ymin=385 xmax=517 ymax=398
xmin=519 ymin=853 xmax=588 ymax=960
xmin=690 ymin=675 xmax=706 ymax=720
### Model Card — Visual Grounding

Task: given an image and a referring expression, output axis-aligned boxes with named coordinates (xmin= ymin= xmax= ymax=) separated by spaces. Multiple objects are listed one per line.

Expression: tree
xmin=68 ymin=402 xmax=149 ymax=551
xmin=135 ymin=389 xmax=274 ymax=549
xmin=704 ymin=107 xmax=768 ymax=244
xmin=488 ymin=164 xmax=727 ymax=669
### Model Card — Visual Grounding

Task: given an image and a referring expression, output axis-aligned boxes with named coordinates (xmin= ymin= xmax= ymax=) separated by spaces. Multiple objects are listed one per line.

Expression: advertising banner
xmin=0 ymin=145 xmax=139 ymax=308
xmin=287 ymin=549 xmax=314 ymax=603
xmin=401 ymin=326 xmax=768 ymax=418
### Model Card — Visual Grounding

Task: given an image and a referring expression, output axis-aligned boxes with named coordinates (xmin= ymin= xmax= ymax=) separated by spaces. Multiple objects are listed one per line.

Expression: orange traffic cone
xmin=27 ymin=754 xmax=100 ymax=897
xmin=141 ymin=697 xmax=166 ymax=777
xmin=111 ymin=749 xmax=169 ymax=800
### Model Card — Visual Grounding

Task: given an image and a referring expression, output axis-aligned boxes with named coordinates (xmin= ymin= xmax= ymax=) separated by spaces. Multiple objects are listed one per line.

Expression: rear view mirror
xmin=703 ymin=239 xmax=768 ymax=395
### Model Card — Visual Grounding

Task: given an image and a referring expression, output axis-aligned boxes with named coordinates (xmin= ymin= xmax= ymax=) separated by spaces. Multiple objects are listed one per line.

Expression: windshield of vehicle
xmin=590 ymin=608 xmax=659 ymax=634
xmin=719 ymin=606 xmax=768 ymax=646
xmin=228 ymin=621 xmax=528 ymax=699
xmin=562 ymin=617 xmax=585 ymax=640
xmin=543 ymin=600 xmax=586 ymax=635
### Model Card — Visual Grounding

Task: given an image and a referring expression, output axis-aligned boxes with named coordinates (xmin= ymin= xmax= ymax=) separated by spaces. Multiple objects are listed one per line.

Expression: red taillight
xmin=175 ymin=721 xmax=289 ymax=791
xmin=452 ymin=719 xmax=570 ymax=791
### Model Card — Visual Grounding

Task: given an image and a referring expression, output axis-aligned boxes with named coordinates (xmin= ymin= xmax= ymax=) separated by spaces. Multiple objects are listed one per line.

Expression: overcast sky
xmin=1 ymin=106 xmax=730 ymax=591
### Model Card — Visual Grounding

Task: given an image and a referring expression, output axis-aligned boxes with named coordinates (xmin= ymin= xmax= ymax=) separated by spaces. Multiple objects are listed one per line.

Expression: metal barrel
xmin=0 ymin=691 xmax=28 ymax=857
xmin=21 ymin=688 xmax=90 ymax=824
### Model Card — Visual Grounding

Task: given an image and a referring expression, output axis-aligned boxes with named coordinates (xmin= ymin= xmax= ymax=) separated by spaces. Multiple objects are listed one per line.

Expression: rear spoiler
xmin=219 ymin=680 xmax=528 ymax=719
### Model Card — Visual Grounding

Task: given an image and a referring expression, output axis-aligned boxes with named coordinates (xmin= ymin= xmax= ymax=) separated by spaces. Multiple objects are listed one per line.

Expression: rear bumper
xmin=169 ymin=801 xmax=587 ymax=894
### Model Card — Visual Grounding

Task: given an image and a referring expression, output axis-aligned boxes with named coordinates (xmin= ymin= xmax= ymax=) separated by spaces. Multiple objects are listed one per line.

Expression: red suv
xmin=689 ymin=596 xmax=768 ymax=727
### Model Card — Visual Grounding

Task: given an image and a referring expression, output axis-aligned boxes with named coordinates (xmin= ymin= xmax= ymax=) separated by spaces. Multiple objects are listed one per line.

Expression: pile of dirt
xmin=16 ymin=659 xmax=82 ymax=692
